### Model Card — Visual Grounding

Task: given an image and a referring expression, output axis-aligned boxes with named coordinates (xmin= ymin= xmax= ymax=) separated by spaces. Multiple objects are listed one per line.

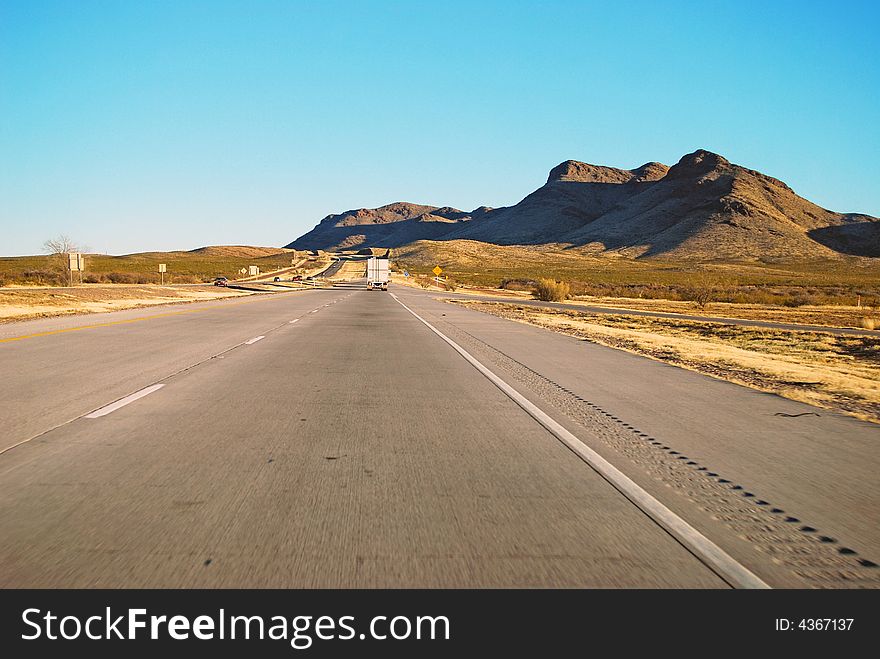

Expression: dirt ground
xmin=0 ymin=285 xmax=251 ymax=322
xmin=451 ymin=300 xmax=880 ymax=424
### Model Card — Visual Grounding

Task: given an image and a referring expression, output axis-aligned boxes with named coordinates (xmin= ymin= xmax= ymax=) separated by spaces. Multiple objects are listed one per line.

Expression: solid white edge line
xmin=392 ymin=294 xmax=770 ymax=590
xmin=245 ymin=335 xmax=265 ymax=344
xmin=85 ymin=384 xmax=166 ymax=419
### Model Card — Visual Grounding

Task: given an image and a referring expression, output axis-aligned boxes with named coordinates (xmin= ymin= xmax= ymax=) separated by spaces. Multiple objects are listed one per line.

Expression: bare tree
xmin=688 ymin=271 xmax=719 ymax=309
xmin=43 ymin=235 xmax=81 ymax=256
xmin=43 ymin=235 xmax=83 ymax=286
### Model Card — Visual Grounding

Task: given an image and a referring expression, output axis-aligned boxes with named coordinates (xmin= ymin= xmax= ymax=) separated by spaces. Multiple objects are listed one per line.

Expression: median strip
xmin=85 ymin=384 xmax=166 ymax=419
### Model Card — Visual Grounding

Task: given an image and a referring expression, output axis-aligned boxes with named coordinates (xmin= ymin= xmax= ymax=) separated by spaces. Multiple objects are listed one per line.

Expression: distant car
xmin=214 ymin=277 xmax=228 ymax=287
xmin=292 ymin=275 xmax=303 ymax=281
xmin=273 ymin=276 xmax=281 ymax=282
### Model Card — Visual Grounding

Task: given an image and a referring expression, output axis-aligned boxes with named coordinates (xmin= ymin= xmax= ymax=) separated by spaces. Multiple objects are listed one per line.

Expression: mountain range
xmin=285 ymin=150 xmax=879 ymax=260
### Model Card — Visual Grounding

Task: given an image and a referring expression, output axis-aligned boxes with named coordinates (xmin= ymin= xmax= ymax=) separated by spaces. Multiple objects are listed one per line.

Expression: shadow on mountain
xmin=808 ymin=221 xmax=880 ymax=257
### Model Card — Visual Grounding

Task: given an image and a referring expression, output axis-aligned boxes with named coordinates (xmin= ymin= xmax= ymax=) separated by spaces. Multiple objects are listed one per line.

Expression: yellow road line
xmin=0 ymin=295 xmax=284 ymax=344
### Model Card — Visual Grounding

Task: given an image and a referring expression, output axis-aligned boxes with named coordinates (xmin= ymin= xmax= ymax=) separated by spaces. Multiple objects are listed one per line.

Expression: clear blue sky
xmin=1 ymin=0 xmax=878 ymax=255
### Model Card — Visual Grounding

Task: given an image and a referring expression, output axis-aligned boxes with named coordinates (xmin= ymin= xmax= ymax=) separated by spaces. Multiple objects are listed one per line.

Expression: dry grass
xmin=533 ymin=278 xmax=570 ymax=301
xmin=450 ymin=300 xmax=880 ymax=424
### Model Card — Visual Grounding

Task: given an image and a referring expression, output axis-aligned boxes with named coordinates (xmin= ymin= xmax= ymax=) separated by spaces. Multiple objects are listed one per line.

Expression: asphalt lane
xmin=0 ymin=288 xmax=724 ymax=587
xmin=0 ymin=289 xmax=345 ymax=452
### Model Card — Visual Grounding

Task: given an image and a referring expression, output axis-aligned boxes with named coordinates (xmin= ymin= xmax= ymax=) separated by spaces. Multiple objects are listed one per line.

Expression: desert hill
xmin=120 ymin=246 xmax=294 ymax=259
xmin=182 ymin=246 xmax=294 ymax=258
xmin=288 ymin=202 xmax=492 ymax=252
xmin=286 ymin=150 xmax=879 ymax=260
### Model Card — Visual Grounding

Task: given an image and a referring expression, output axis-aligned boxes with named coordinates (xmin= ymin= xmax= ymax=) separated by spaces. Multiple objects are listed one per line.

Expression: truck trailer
xmin=366 ymin=257 xmax=389 ymax=291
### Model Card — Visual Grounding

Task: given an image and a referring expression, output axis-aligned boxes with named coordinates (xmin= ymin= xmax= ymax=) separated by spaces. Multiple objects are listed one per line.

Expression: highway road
xmin=0 ymin=284 xmax=877 ymax=588
xmin=319 ymin=258 xmax=346 ymax=278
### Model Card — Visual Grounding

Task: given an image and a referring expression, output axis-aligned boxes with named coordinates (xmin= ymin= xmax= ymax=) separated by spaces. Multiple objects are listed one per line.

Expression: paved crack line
xmin=392 ymin=293 xmax=770 ymax=590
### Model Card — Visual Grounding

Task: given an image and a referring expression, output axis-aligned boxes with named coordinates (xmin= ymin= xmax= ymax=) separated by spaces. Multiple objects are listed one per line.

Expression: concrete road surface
xmin=0 ymin=284 xmax=877 ymax=588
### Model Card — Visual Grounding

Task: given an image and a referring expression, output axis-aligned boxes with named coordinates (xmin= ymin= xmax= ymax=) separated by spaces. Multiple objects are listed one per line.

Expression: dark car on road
xmin=273 ymin=276 xmax=281 ymax=282
xmin=213 ymin=277 xmax=229 ymax=287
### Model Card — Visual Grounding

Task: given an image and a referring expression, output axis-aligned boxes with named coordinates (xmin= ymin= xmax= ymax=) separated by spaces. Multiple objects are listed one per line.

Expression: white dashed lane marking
xmin=85 ymin=384 xmax=166 ymax=419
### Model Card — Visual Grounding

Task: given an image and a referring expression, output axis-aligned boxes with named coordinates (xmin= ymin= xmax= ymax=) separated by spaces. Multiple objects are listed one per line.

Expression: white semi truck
xmin=366 ymin=257 xmax=389 ymax=291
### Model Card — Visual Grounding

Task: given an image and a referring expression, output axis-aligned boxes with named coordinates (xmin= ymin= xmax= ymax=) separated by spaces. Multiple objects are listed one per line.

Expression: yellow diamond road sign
xmin=432 ymin=266 xmax=442 ymax=276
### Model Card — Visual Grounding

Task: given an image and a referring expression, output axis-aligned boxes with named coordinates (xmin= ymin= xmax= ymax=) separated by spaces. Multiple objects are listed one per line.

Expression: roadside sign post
xmin=158 ymin=263 xmax=166 ymax=285
xmin=68 ymin=253 xmax=83 ymax=286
